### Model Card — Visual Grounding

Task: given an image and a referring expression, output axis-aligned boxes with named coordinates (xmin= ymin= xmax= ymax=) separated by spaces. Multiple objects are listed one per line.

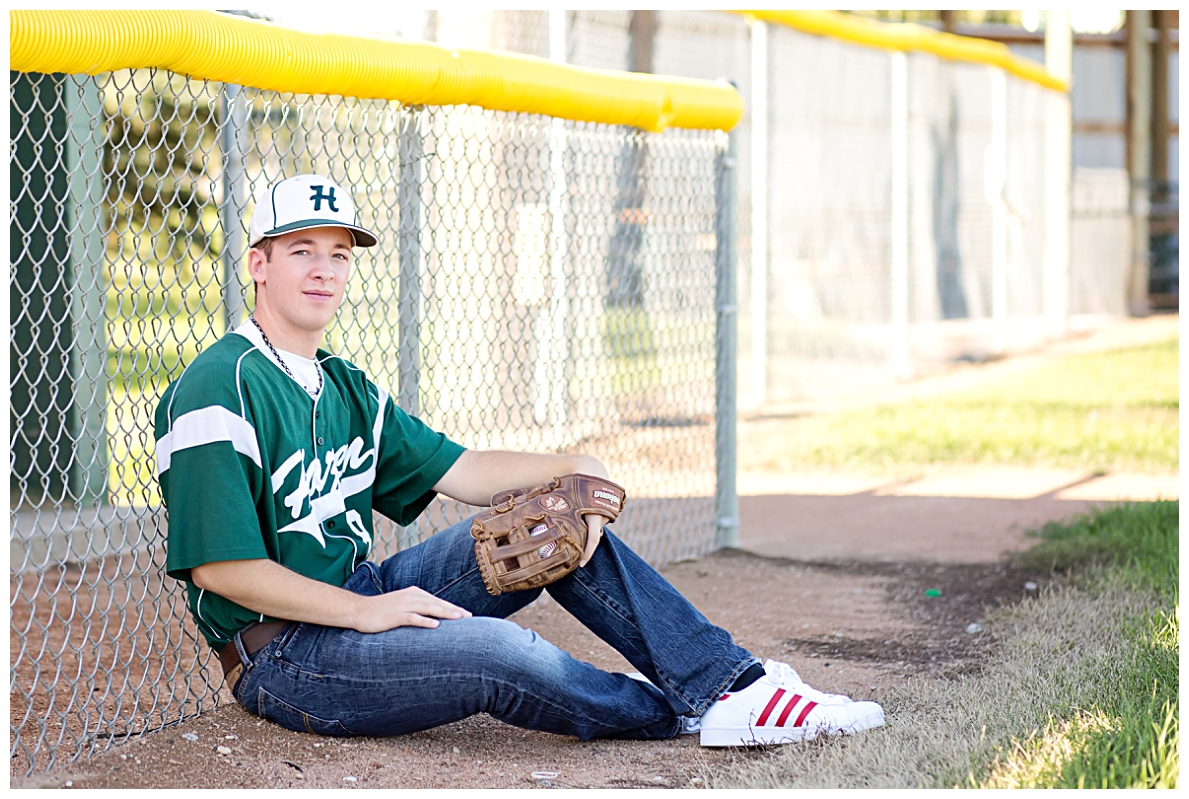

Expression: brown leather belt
xmin=216 ymin=620 xmax=289 ymax=692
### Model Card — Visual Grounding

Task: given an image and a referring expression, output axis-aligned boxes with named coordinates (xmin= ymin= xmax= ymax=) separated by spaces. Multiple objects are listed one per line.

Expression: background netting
xmin=472 ymin=10 xmax=1070 ymax=405
xmin=757 ymin=25 xmax=1062 ymax=406
xmin=10 ymin=67 xmax=727 ymax=774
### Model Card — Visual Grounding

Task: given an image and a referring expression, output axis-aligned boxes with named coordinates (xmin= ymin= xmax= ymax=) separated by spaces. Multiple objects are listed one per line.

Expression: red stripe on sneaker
xmin=794 ymin=700 xmax=818 ymax=727
xmin=756 ymin=688 xmax=786 ymax=726
xmin=775 ymin=694 xmax=803 ymax=727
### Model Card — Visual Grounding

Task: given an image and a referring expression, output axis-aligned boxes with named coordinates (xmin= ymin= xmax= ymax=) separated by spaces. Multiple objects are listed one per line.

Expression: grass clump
xmin=978 ymin=605 xmax=1178 ymax=789
xmin=982 ymin=501 xmax=1179 ymax=788
xmin=742 ymin=338 xmax=1179 ymax=474
xmin=1012 ymin=500 xmax=1179 ymax=595
xmin=701 ymin=501 xmax=1179 ymax=789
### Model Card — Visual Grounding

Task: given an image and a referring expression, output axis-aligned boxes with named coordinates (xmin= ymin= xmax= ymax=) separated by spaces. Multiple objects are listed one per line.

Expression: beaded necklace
xmin=250 ymin=315 xmax=323 ymax=398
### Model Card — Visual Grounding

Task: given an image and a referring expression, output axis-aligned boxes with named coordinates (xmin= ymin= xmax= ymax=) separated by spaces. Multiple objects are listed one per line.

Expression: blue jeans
xmin=230 ymin=519 xmax=758 ymax=741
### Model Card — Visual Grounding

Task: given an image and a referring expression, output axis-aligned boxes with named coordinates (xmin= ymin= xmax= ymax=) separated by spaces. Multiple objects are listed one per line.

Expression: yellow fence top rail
xmin=9 ymin=9 xmax=745 ymax=132
xmin=739 ymin=10 xmax=1069 ymax=93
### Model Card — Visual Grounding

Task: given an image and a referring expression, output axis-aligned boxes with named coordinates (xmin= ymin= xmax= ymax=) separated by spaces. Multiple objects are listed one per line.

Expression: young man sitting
xmin=154 ymin=173 xmax=885 ymax=746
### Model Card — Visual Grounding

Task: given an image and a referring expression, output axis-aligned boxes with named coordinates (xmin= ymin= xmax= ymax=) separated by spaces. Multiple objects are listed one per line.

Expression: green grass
xmin=973 ymin=337 xmax=1178 ymax=408
xmin=976 ymin=600 xmax=1178 ymax=789
xmin=702 ymin=501 xmax=1180 ymax=789
xmin=1012 ymin=501 xmax=1179 ymax=595
xmin=980 ymin=500 xmax=1179 ymax=789
xmin=716 ymin=338 xmax=1179 ymax=788
xmin=743 ymin=338 xmax=1179 ymax=473
xmin=962 ymin=501 xmax=1180 ymax=789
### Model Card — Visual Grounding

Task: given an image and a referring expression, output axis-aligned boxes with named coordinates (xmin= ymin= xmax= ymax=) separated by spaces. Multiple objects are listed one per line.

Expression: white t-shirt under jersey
xmin=275 ymin=349 xmax=322 ymax=398
xmin=235 ymin=319 xmax=323 ymax=398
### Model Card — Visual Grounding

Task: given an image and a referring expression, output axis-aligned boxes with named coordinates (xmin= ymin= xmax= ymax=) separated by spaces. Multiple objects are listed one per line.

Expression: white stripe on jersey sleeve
xmin=156 ymin=405 xmax=261 ymax=475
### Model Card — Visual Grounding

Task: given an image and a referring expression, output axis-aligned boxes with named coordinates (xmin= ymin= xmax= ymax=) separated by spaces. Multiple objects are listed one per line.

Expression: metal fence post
xmin=395 ymin=106 xmax=425 ymax=552
xmin=66 ymin=77 xmax=108 ymax=506
xmin=988 ymin=66 xmax=1009 ymax=355
xmin=545 ymin=10 xmax=571 ymax=439
xmin=220 ymin=84 xmax=248 ymax=333
xmin=749 ymin=17 xmax=769 ymax=409
xmin=397 ymin=107 xmax=423 ymax=418
xmin=1126 ymin=10 xmax=1153 ymax=317
xmin=1044 ymin=11 xmax=1072 ymax=338
xmin=890 ymin=50 xmax=911 ymax=377
xmin=715 ymin=126 xmax=739 ymax=550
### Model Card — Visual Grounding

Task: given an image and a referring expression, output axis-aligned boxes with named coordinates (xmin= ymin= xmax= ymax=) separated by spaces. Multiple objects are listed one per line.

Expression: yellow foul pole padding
xmin=738 ymin=10 xmax=1069 ymax=93
xmin=9 ymin=9 xmax=745 ymax=132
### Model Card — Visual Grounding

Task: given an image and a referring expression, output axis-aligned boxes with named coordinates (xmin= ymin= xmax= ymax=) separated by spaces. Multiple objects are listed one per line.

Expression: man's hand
xmin=191 ymin=559 xmax=471 ymax=633
xmin=351 ymin=586 xmax=472 ymax=633
xmin=434 ymin=449 xmax=620 ymax=570
xmin=581 ymin=513 xmax=608 ymax=568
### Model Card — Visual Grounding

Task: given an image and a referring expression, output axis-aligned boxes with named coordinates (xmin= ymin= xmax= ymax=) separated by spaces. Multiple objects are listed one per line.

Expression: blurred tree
xmin=603 ymin=10 xmax=660 ymax=400
xmin=605 ymin=10 xmax=656 ymax=311
xmin=10 ymin=72 xmax=75 ymax=505
xmin=104 ymin=72 xmax=221 ymax=285
xmin=101 ymin=71 xmax=227 ymax=395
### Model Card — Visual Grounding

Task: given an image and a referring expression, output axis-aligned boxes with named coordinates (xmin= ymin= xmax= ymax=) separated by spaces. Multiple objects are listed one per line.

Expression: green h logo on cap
xmin=248 ymin=173 xmax=380 ymax=248
xmin=309 ymin=185 xmax=339 ymax=213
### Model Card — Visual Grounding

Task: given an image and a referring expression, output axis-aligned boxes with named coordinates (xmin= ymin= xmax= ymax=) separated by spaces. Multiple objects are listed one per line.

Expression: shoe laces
xmin=763 ymin=660 xmax=851 ymax=705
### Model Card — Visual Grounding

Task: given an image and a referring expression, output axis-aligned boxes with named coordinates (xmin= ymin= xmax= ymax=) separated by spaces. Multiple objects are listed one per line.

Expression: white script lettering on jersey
xmin=270 ymin=437 xmax=377 ymax=546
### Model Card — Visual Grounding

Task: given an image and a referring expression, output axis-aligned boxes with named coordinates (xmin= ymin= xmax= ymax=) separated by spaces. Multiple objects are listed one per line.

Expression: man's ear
xmin=247 ymin=247 xmax=266 ymax=287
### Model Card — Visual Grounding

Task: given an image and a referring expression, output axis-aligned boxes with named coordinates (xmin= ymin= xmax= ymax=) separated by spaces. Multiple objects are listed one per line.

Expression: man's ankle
xmin=727 ymin=662 xmax=765 ymax=693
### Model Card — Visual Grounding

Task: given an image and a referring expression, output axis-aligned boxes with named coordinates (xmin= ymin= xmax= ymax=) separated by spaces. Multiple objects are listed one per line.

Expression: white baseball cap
xmin=248 ymin=174 xmax=379 ymax=248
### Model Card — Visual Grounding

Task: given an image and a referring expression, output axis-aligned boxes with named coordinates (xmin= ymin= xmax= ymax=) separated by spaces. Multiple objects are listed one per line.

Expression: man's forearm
xmin=190 ymin=558 xmax=472 ymax=634
xmin=191 ymin=558 xmax=365 ymax=628
xmin=433 ymin=450 xmax=610 ymax=507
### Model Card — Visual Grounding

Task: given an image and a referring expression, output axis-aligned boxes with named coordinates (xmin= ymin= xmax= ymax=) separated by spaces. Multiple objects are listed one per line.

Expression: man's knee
xmin=459 ymin=617 xmax=567 ymax=674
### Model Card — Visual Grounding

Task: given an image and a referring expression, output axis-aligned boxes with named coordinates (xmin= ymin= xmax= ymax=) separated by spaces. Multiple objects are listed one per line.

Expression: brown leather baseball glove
xmin=470 ymin=474 xmax=627 ymax=595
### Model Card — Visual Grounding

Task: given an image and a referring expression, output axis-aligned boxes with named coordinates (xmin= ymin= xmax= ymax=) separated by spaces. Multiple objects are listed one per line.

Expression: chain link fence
xmin=536 ymin=10 xmax=758 ymax=416
xmin=753 ymin=24 xmax=1066 ymax=407
xmin=10 ymin=65 xmax=730 ymax=774
xmin=448 ymin=10 xmax=1080 ymax=409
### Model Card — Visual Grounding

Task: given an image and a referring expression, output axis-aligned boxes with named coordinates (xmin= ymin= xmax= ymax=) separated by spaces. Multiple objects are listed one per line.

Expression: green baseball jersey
xmin=154 ymin=321 xmax=465 ymax=649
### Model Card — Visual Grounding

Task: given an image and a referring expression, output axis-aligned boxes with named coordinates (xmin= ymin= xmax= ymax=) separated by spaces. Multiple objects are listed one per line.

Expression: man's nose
xmin=311 ymin=253 xmax=335 ymax=280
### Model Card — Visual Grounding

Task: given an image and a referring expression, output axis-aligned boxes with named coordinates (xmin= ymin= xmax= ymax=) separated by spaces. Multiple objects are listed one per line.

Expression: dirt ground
xmin=12 ymin=315 xmax=1178 ymax=790
xmin=14 ymin=548 xmax=1052 ymax=790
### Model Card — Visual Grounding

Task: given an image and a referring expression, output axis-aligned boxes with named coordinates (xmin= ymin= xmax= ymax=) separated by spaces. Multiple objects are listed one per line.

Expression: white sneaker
xmin=626 ymin=672 xmax=700 ymax=734
xmin=698 ymin=660 xmax=885 ymax=747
